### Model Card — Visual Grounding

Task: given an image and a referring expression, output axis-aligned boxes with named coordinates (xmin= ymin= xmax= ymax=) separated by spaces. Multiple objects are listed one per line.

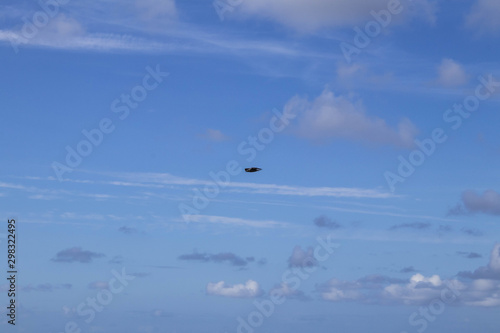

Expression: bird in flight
xmin=245 ymin=167 xmax=262 ymax=173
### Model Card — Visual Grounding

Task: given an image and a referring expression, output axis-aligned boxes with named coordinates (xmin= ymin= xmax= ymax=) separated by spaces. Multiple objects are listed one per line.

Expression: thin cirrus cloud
xmin=184 ymin=215 xmax=289 ymax=229
xmin=22 ymin=283 xmax=72 ymax=292
xmin=388 ymin=222 xmax=431 ymax=231
xmin=235 ymin=0 xmax=437 ymax=32
xmin=0 ymin=4 xmax=325 ymax=58
xmin=284 ymin=88 xmax=419 ymax=148
xmin=112 ymin=171 xmax=395 ymax=199
xmin=51 ymin=247 xmax=105 ymax=263
xmin=206 ymin=280 xmax=261 ymax=298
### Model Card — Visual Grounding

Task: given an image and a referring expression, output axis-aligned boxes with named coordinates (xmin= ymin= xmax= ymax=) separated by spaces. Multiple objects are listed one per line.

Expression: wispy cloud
xmin=183 ymin=215 xmax=289 ymax=228
xmin=110 ymin=171 xmax=395 ymax=199
xmin=389 ymin=222 xmax=431 ymax=231
xmin=22 ymin=283 xmax=72 ymax=292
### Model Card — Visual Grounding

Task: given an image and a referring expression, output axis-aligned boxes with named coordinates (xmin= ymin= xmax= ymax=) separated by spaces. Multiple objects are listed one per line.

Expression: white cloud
xmin=206 ymin=280 xmax=260 ymax=298
xmin=236 ymin=0 xmax=437 ymax=32
xmin=269 ymin=282 xmax=309 ymax=300
xmin=466 ymin=0 xmax=500 ymax=33
xmin=383 ymin=273 xmax=446 ymax=304
xmin=436 ymin=58 xmax=468 ymax=87
xmin=319 ymin=244 xmax=500 ymax=307
xmin=284 ymin=88 xmax=418 ymax=148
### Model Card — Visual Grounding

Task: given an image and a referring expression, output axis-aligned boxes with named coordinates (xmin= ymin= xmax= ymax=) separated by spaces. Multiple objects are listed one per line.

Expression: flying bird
xmin=245 ymin=167 xmax=262 ymax=173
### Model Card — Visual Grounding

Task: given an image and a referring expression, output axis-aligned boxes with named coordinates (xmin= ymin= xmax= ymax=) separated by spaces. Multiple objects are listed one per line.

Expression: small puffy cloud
xmin=236 ymin=0 xmax=437 ymax=32
xmin=206 ymin=280 xmax=261 ymax=298
xmin=269 ymin=282 xmax=310 ymax=301
xmin=118 ymin=226 xmax=138 ymax=234
xmin=318 ymin=244 xmax=500 ymax=307
xmin=461 ymin=228 xmax=483 ymax=237
xmin=109 ymin=255 xmax=124 ymax=264
xmin=151 ymin=309 xmax=172 ymax=317
xmin=337 ymin=64 xmax=363 ymax=79
xmin=178 ymin=251 xmax=255 ymax=266
xmin=313 ymin=215 xmax=341 ymax=229
xmin=400 ymin=266 xmax=417 ymax=273
xmin=88 ymin=281 xmax=109 ymax=290
xmin=436 ymin=58 xmax=468 ymax=87
xmin=321 ymin=284 xmax=364 ymax=302
xmin=458 ymin=243 xmax=500 ymax=280
xmin=178 ymin=252 xmax=210 ymax=262
xmin=210 ymin=252 xmax=248 ymax=266
xmin=200 ymin=129 xmax=231 ymax=142
xmin=284 ymin=88 xmax=418 ymax=148
xmin=438 ymin=225 xmax=453 ymax=234
xmin=41 ymin=14 xmax=85 ymax=39
xmin=51 ymin=247 xmax=105 ymax=263
xmin=466 ymin=0 xmax=500 ymax=34
xmin=288 ymin=246 xmax=317 ymax=268
xmin=457 ymin=251 xmax=483 ymax=259
xmin=449 ymin=189 xmax=500 ymax=216
xmin=319 ymin=273 xmax=459 ymax=305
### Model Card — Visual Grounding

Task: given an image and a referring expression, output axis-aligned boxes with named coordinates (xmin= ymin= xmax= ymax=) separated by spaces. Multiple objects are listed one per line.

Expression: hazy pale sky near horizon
xmin=1 ymin=0 xmax=500 ymax=332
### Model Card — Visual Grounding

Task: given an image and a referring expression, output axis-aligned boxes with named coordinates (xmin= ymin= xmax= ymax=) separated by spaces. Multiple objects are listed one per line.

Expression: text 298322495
xmin=6 ymin=219 xmax=17 ymax=325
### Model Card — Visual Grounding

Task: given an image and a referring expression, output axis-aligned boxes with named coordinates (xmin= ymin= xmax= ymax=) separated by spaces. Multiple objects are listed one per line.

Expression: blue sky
xmin=1 ymin=0 xmax=500 ymax=332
